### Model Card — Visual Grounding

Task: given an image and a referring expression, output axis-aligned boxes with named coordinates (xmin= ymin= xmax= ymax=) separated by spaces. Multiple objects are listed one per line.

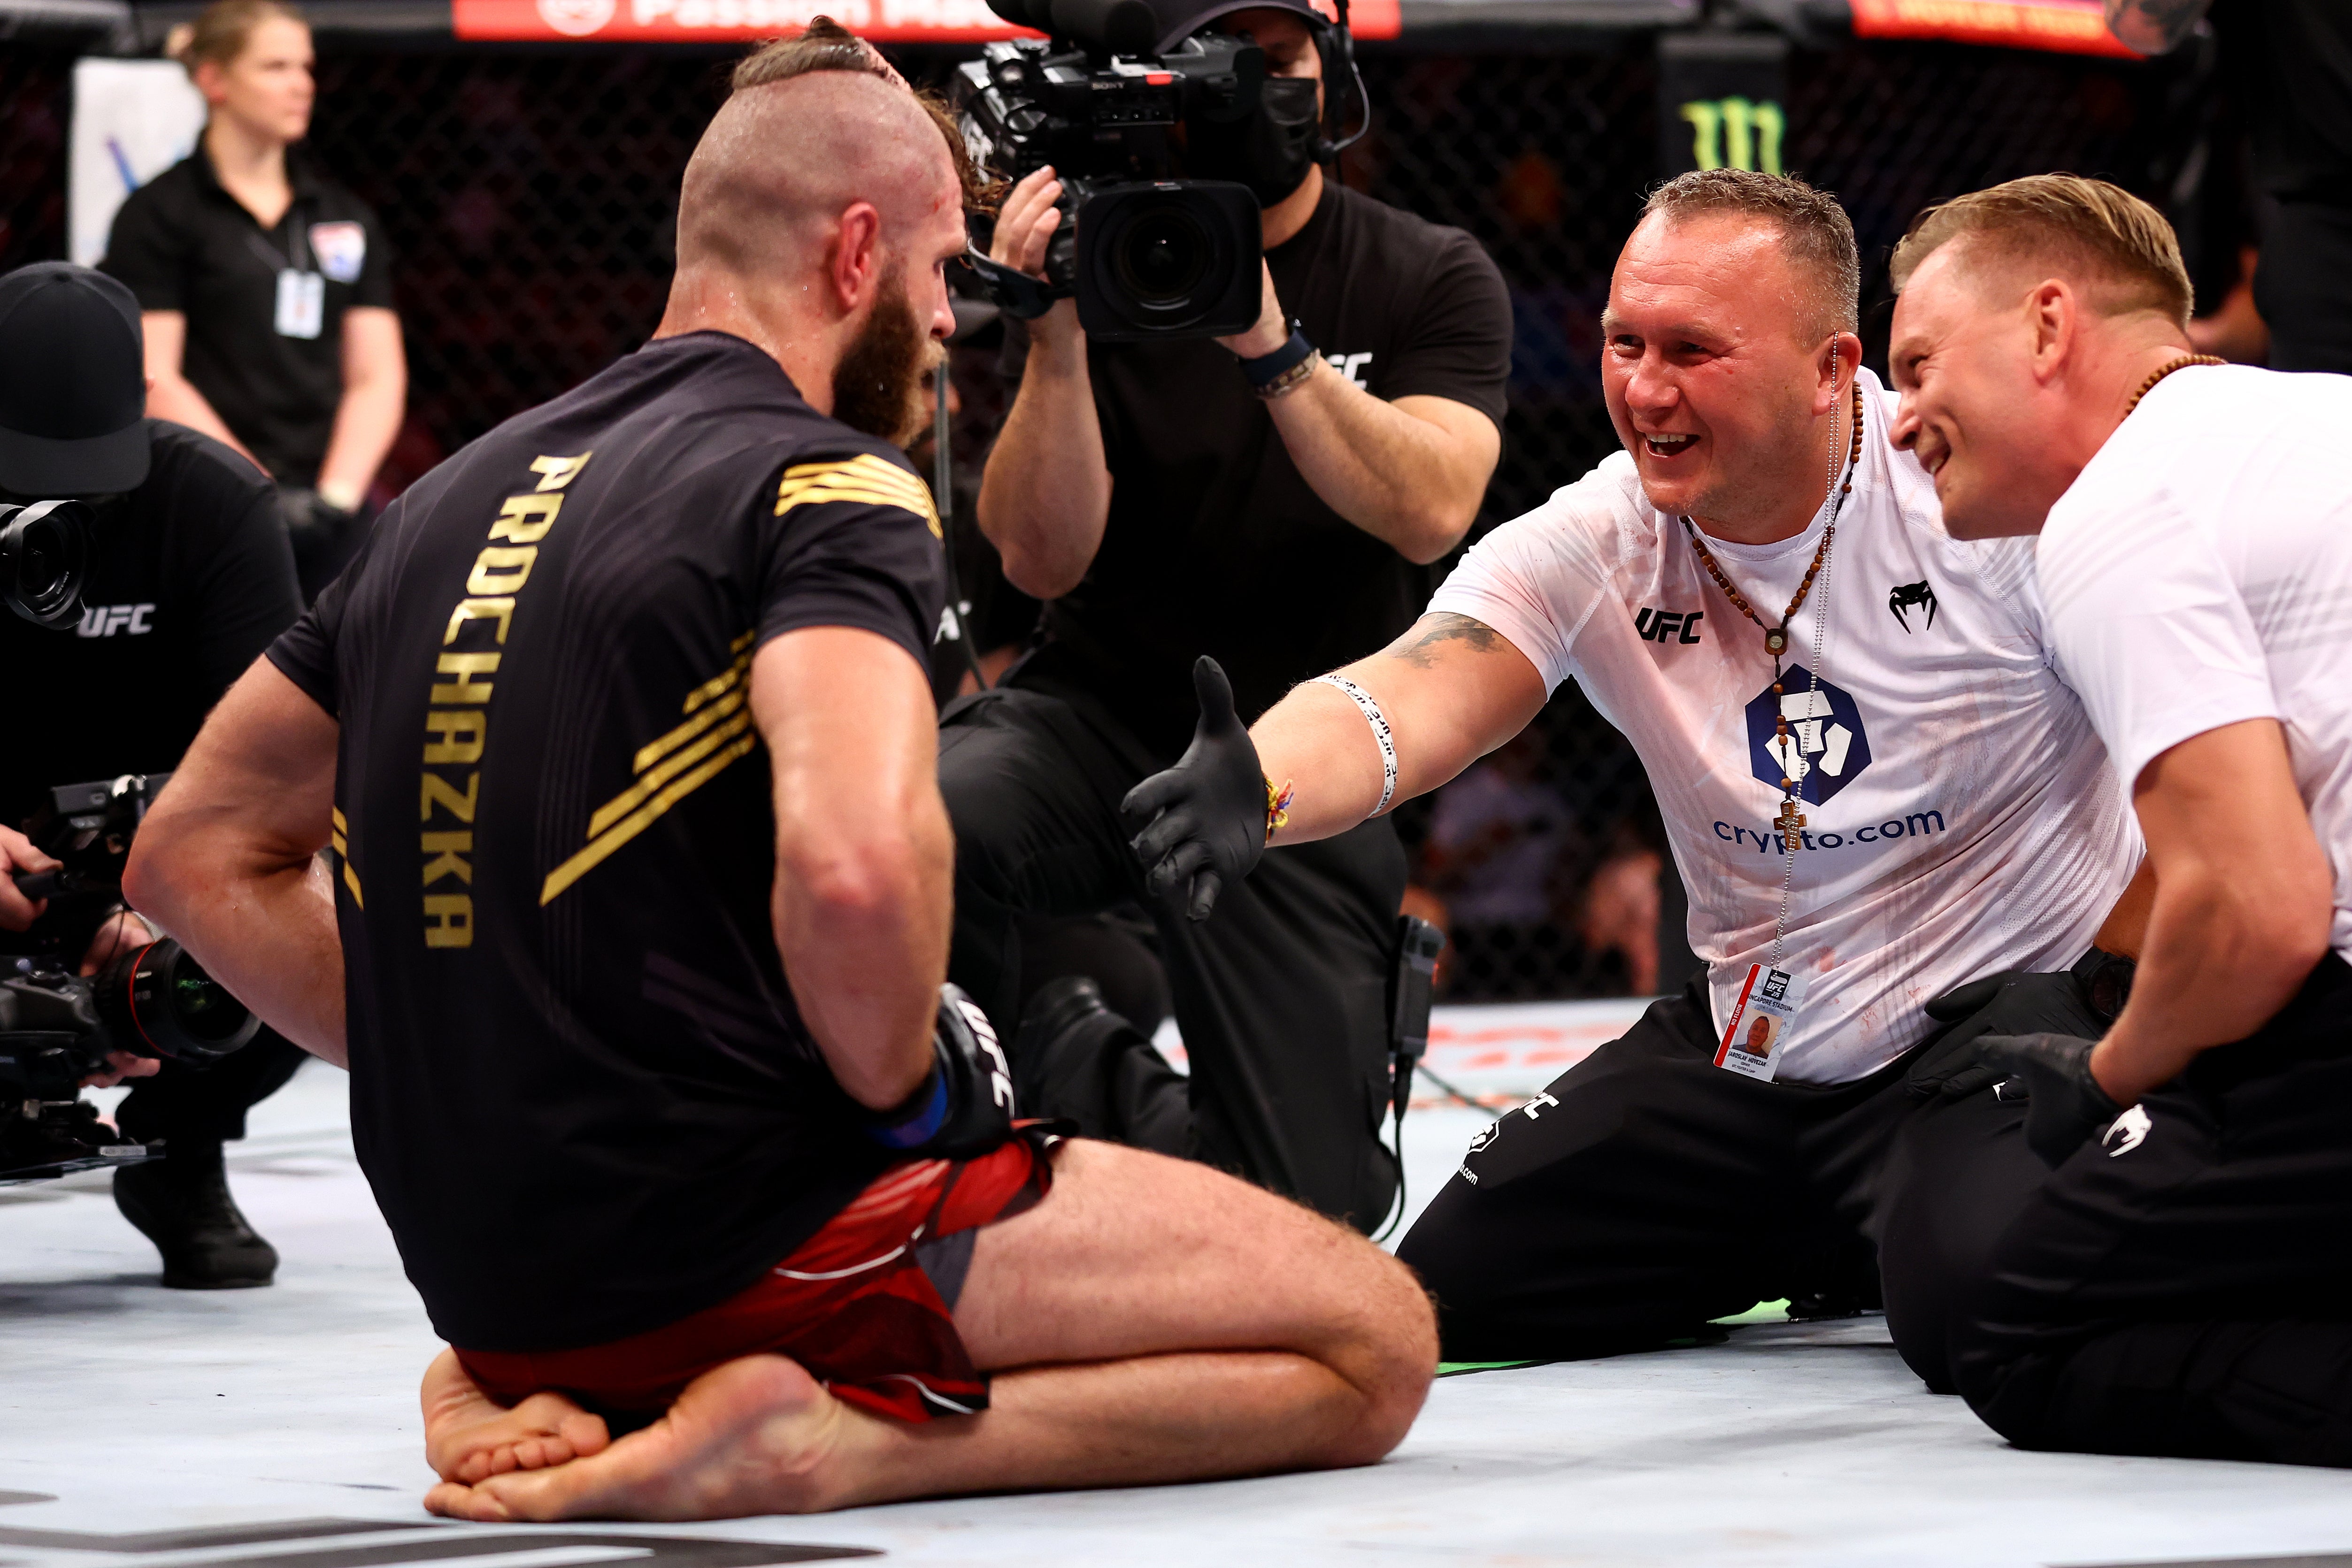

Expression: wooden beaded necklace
xmin=1680 ymin=379 xmax=1866 ymax=661
xmin=1677 ymin=379 xmax=1865 ymax=933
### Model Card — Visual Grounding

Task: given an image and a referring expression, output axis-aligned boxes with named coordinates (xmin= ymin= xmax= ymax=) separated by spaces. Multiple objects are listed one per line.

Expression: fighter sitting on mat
xmin=1890 ymin=175 xmax=2352 ymax=1467
xmin=122 ymin=28 xmax=1434 ymax=1520
xmin=1127 ymin=169 xmax=2150 ymax=1392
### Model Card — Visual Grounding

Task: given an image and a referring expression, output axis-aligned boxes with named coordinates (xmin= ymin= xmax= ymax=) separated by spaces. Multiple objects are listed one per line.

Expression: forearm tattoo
xmin=2105 ymin=0 xmax=2210 ymax=51
xmin=1384 ymin=612 xmax=1507 ymax=669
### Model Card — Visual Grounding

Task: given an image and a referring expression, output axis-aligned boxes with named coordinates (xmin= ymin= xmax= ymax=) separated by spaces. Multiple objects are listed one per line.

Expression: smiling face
xmin=1887 ymin=242 xmax=2072 ymax=539
xmin=1601 ymin=212 xmax=1849 ymax=539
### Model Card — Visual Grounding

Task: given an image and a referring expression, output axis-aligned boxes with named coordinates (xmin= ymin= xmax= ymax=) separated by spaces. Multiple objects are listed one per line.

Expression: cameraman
xmin=0 ymin=262 xmax=307 ymax=1288
xmin=951 ymin=0 xmax=1510 ymax=1226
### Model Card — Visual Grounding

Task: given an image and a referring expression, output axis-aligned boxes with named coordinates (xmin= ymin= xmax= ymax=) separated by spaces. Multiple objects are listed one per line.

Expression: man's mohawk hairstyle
xmin=731 ymin=17 xmax=1000 ymax=213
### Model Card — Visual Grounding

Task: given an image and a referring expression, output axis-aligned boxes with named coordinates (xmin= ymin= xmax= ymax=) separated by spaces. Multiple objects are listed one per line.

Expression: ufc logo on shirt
xmin=77 ymin=603 xmax=155 ymax=638
xmin=1323 ymin=351 xmax=1373 ymax=388
xmin=1634 ymin=606 xmax=1705 ymax=644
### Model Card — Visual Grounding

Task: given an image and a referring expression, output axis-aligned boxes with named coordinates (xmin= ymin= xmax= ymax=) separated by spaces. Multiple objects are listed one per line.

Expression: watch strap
xmin=1239 ymin=319 xmax=1315 ymax=390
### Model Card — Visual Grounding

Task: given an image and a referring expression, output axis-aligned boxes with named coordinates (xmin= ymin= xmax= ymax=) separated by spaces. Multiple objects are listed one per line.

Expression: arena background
xmin=0 ymin=1 xmax=2241 ymax=1001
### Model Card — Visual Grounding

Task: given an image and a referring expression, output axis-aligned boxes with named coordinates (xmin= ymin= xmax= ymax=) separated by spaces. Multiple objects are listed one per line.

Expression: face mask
xmin=1184 ymin=74 xmax=1322 ymax=207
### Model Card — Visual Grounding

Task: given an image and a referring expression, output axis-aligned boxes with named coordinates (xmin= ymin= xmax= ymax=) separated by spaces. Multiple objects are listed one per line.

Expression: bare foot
xmin=420 ymin=1348 xmax=612 ymax=1484
xmin=424 ymin=1353 xmax=874 ymax=1522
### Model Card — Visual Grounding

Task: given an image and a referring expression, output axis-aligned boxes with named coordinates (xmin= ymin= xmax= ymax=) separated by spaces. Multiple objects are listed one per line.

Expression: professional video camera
xmin=953 ymin=0 xmax=1360 ymax=340
xmin=0 ymin=498 xmax=94 ymax=630
xmin=1 ymin=774 xmax=260 ymax=1184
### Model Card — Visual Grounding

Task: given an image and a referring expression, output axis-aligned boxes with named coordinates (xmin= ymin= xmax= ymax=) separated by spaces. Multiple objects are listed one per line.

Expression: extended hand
xmin=1977 ymin=1031 xmax=2125 ymax=1168
xmin=1122 ymin=656 xmax=1266 ymax=922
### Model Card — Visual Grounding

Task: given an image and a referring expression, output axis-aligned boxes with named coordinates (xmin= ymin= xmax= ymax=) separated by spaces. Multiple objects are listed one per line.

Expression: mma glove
xmin=1122 ymin=656 xmax=1266 ymax=922
xmin=1975 ymin=1031 xmax=2126 ymax=1168
xmin=1906 ymin=967 xmax=2108 ymax=1100
xmin=865 ymin=984 xmax=1018 ymax=1160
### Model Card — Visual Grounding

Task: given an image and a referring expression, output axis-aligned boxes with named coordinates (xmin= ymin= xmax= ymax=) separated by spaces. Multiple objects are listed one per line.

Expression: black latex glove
xmin=1906 ymin=968 xmax=2105 ymax=1100
xmin=1122 ymin=656 xmax=1265 ymax=922
xmin=866 ymin=984 xmax=1018 ymax=1159
xmin=1977 ymin=1031 xmax=2124 ymax=1168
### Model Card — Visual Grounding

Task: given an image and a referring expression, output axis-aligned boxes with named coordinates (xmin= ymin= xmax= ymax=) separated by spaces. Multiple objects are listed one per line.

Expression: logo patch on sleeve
xmin=1745 ymin=663 xmax=1873 ymax=804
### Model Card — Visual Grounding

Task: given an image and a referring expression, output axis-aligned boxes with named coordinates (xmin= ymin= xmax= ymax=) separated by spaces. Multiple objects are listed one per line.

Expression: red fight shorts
xmin=455 ymin=1129 xmax=1055 ymax=1425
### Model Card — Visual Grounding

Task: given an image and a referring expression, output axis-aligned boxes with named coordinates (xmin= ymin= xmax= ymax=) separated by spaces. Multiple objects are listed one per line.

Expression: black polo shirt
xmin=264 ymin=331 xmax=944 ymax=1353
xmin=1007 ymin=179 xmax=1513 ymax=762
xmin=101 ymin=146 xmax=394 ymax=488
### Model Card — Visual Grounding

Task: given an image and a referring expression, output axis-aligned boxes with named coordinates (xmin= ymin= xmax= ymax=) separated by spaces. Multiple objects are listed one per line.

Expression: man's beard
xmin=830 ymin=274 xmax=931 ymax=443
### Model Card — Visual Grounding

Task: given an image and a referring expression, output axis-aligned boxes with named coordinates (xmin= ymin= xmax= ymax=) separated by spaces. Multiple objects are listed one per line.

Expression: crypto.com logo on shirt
xmin=1744 ymin=662 xmax=1873 ymax=805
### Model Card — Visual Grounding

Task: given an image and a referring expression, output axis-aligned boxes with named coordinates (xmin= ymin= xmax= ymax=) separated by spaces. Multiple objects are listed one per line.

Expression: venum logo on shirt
xmin=1744 ymin=662 xmax=1872 ymax=804
xmin=76 ymin=603 xmax=155 ymax=638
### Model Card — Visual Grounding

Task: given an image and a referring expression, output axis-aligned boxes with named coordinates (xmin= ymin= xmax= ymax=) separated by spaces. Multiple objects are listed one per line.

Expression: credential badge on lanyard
xmin=272 ymin=208 xmax=324 ymax=339
xmin=275 ymin=268 xmax=324 ymax=339
xmin=1715 ymin=961 xmax=1806 ymax=1081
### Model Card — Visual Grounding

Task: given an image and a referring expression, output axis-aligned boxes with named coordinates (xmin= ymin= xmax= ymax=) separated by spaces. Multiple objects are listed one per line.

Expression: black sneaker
xmin=113 ymin=1142 xmax=278 ymax=1289
xmin=1014 ymin=976 xmax=1189 ymax=1153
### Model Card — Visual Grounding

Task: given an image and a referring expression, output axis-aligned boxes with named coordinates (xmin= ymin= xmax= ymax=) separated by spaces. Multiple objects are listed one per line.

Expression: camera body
xmin=0 ymin=773 xmax=260 ymax=1183
xmin=1 ymin=938 xmax=258 ymax=1098
xmin=953 ymin=28 xmax=1267 ymax=340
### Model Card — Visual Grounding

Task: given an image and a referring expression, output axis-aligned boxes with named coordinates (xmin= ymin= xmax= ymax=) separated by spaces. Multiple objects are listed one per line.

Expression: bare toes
xmin=424 ymin=1481 xmax=512 ymax=1522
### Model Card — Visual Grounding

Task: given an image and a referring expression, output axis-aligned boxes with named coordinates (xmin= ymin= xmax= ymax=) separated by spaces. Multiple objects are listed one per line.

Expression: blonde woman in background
xmin=102 ymin=0 xmax=404 ymax=600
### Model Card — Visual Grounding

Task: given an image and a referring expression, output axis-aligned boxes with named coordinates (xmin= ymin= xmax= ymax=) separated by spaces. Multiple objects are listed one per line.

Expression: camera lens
xmin=1113 ymin=207 xmax=1212 ymax=310
xmin=0 ymin=499 xmax=93 ymax=630
xmin=94 ymin=939 xmax=261 ymax=1064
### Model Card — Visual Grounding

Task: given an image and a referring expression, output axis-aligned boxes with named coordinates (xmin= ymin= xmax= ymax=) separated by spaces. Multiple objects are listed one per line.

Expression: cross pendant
xmin=1774 ymin=800 xmax=1806 ymax=841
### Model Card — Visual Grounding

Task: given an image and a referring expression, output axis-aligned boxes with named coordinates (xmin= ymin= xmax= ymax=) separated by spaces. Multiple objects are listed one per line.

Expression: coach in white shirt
xmin=1889 ymin=174 xmax=2352 ymax=1467
xmin=1123 ymin=169 xmax=2146 ymax=1393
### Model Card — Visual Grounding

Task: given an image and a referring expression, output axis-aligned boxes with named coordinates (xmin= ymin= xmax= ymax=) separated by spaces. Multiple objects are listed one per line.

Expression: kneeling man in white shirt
xmin=1124 ymin=169 xmax=2149 ymax=1394
xmin=1891 ymin=173 xmax=2352 ymax=1467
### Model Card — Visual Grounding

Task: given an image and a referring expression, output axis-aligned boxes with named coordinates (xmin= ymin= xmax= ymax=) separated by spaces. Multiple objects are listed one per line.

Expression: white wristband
xmin=1313 ymin=674 xmax=1398 ymax=816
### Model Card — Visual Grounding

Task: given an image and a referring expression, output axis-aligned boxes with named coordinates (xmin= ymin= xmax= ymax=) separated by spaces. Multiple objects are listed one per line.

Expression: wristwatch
xmin=1239 ymin=318 xmax=1318 ymax=400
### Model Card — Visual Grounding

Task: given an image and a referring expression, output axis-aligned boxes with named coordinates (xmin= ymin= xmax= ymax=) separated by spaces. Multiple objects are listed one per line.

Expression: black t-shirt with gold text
xmin=266 ymin=332 xmax=943 ymax=1353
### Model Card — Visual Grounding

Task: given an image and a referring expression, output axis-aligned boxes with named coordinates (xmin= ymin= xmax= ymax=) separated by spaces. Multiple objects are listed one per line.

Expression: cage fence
xmin=0 ymin=30 xmax=2210 ymax=999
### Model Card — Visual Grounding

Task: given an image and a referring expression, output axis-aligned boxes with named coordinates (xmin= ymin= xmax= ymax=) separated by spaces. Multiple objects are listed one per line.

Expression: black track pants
xmin=1396 ymin=975 xmax=2050 ymax=1391
xmin=938 ymin=684 xmax=1407 ymax=1231
xmin=114 ymin=1027 xmax=309 ymax=1146
xmin=1954 ymin=956 xmax=2352 ymax=1467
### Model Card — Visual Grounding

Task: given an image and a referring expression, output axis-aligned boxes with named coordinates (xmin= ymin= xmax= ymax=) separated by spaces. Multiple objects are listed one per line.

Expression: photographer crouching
xmin=0 ymin=262 xmax=306 ymax=1286
xmin=948 ymin=0 xmax=1510 ymax=1227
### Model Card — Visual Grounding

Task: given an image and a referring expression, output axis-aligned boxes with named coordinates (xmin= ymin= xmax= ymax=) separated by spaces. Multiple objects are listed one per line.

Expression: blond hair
xmin=1642 ymin=168 xmax=1860 ymax=340
xmin=165 ymin=0 xmax=307 ymax=77
xmin=1890 ymin=174 xmax=2192 ymax=328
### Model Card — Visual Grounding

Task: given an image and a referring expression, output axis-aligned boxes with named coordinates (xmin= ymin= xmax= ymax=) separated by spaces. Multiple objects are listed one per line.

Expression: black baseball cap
xmin=1148 ymin=0 xmax=1332 ymax=52
xmin=0 ymin=262 xmax=151 ymax=497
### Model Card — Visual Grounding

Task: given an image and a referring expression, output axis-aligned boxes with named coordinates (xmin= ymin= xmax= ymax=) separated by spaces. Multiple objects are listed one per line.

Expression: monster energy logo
xmin=1678 ymin=96 xmax=1785 ymax=175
